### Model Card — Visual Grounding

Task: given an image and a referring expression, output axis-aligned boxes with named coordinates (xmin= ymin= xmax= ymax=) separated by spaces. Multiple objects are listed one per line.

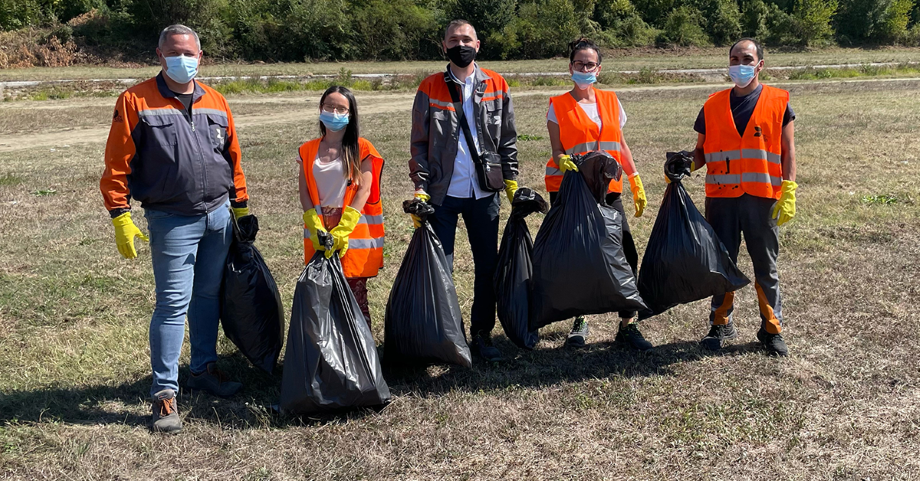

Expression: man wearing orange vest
xmin=691 ymin=38 xmax=798 ymax=356
xmin=409 ymin=20 xmax=520 ymax=362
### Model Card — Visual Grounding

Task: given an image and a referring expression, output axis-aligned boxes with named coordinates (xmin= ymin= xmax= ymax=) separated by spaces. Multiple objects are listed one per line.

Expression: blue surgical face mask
xmin=571 ymin=71 xmax=597 ymax=90
xmin=729 ymin=64 xmax=757 ymax=88
xmin=319 ymin=110 xmax=350 ymax=132
xmin=164 ymin=55 xmax=199 ymax=84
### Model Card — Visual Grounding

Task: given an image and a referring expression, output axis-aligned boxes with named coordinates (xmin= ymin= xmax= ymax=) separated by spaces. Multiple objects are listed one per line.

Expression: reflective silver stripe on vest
xmin=742 ymin=172 xmax=783 ymax=186
xmin=706 ymin=174 xmax=741 ymax=185
xmin=303 ymin=228 xmax=311 ymax=239
xmin=705 ymin=150 xmax=742 ymax=163
xmin=360 ymin=214 xmax=384 ymax=225
xmin=597 ymin=141 xmax=621 ymax=152
xmin=545 ymin=166 xmax=562 ymax=177
xmin=565 ymin=142 xmax=597 ymax=155
xmin=740 ymin=149 xmax=782 ymax=165
xmin=429 ymin=98 xmax=454 ymax=109
xmin=195 ymin=108 xmax=228 ymax=118
xmin=137 ymin=108 xmax=185 ymax=118
xmin=348 ymin=237 xmax=385 ymax=249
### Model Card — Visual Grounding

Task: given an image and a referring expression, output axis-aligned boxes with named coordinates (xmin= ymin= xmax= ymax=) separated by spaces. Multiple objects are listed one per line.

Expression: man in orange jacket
xmin=100 ymin=25 xmax=250 ymax=433
xmin=691 ymin=38 xmax=797 ymax=356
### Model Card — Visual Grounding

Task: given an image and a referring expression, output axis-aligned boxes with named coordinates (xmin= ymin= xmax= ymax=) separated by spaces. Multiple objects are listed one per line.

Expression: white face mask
xmin=729 ymin=64 xmax=757 ymax=88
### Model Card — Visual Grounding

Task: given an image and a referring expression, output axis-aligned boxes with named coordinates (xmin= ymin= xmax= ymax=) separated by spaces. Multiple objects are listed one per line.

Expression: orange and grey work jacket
xmin=100 ymin=73 xmax=248 ymax=218
xmin=409 ymin=64 xmax=518 ymax=206
xmin=702 ymin=84 xmax=788 ymax=200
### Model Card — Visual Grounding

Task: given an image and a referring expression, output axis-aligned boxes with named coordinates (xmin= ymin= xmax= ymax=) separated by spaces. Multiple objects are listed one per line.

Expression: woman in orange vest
xmin=545 ymin=38 xmax=651 ymax=351
xmin=298 ymin=86 xmax=385 ymax=328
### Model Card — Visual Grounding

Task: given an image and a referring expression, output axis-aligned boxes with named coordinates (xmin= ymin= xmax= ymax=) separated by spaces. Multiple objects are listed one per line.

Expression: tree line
xmin=3 ymin=0 xmax=920 ymax=62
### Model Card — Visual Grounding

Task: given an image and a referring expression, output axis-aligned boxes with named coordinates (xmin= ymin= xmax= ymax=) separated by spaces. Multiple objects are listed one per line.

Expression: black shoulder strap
xmin=446 ymin=80 xmax=482 ymax=165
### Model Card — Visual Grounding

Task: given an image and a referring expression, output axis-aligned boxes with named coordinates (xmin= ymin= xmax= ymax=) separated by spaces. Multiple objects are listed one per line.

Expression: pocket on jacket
xmin=205 ymin=113 xmax=229 ymax=152
xmin=485 ymin=105 xmax=501 ymax=142
xmin=140 ymin=115 xmax=179 ymax=152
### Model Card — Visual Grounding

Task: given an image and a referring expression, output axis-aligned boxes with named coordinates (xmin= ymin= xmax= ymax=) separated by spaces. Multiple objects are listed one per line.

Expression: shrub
xmin=656 ymin=5 xmax=711 ymax=46
xmin=793 ymin=0 xmax=838 ymax=46
xmin=593 ymin=0 xmax=658 ymax=46
xmin=493 ymin=0 xmax=580 ymax=59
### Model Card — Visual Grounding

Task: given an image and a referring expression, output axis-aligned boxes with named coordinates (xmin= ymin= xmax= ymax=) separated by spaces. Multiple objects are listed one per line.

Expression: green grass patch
xmin=0 ymin=173 xmax=24 ymax=186
xmin=517 ymin=134 xmax=544 ymax=141
xmin=787 ymin=63 xmax=920 ymax=81
xmin=860 ymin=193 xmax=910 ymax=205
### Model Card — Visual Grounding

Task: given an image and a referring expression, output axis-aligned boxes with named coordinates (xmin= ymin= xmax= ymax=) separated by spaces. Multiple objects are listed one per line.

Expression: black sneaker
xmin=566 ymin=317 xmax=589 ymax=348
xmin=757 ymin=328 xmax=789 ymax=357
xmin=701 ymin=323 xmax=738 ymax=351
xmin=615 ymin=322 xmax=653 ymax=351
xmin=470 ymin=332 xmax=505 ymax=362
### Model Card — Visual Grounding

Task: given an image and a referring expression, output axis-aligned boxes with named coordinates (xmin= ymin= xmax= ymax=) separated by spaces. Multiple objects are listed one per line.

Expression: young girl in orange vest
xmin=298 ymin=86 xmax=385 ymax=328
xmin=545 ymin=38 xmax=651 ymax=351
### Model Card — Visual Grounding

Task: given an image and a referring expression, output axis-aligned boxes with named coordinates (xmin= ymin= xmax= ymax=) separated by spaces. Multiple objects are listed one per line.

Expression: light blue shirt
xmin=446 ymin=69 xmax=490 ymax=200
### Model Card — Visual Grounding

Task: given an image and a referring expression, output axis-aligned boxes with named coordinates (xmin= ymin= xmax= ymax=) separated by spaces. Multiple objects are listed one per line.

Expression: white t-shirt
xmin=313 ymin=156 xmax=347 ymax=209
xmin=547 ymin=101 xmax=627 ymax=130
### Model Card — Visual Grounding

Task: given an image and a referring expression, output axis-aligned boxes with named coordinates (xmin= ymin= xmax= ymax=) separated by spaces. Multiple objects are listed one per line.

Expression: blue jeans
xmin=144 ymin=203 xmax=232 ymax=397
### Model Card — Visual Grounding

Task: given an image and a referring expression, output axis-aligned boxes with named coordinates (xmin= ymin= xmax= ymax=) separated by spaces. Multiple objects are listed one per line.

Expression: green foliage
xmin=741 ymin=0 xmax=771 ymax=38
xmin=351 ymin=0 xmax=440 ymax=60
xmin=690 ymin=0 xmax=743 ymax=45
xmin=877 ymin=0 xmax=915 ymax=42
xmin=792 ymin=0 xmax=838 ymax=46
xmin=656 ymin=5 xmax=711 ymax=46
xmin=593 ymin=0 xmax=658 ymax=46
xmin=447 ymin=0 xmax=518 ymax=58
xmin=493 ymin=0 xmax=581 ymax=59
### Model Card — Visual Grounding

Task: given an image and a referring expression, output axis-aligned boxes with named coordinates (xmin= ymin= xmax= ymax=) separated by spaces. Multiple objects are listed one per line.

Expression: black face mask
xmin=446 ymin=45 xmax=477 ymax=68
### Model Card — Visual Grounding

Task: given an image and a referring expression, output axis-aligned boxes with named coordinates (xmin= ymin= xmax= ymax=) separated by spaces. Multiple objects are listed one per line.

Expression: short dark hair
xmin=729 ymin=38 xmax=763 ymax=61
xmin=569 ymin=37 xmax=602 ymax=65
xmin=444 ymin=19 xmax=477 ymax=40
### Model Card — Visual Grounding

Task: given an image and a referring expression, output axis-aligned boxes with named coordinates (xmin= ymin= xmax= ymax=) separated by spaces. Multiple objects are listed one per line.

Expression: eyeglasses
xmin=571 ymin=61 xmax=599 ymax=72
xmin=321 ymin=104 xmax=349 ymax=115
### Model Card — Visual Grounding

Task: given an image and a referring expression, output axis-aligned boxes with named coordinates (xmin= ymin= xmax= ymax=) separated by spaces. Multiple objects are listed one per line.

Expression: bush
xmin=656 ymin=5 xmax=711 ymax=46
xmin=877 ymin=0 xmax=915 ymax=43
xmin=593 ymin=0 xmax=658 ymax=46
xmin=493 ymin=0 xmax=581 ymax=59
xmin=351 ymin=0 xmax=440 ymax=60
xmin=764 ymin=2 xmax=799 ymax=45
xmin=792 ymin=0 xmax=838 ymax=46
xmin=741 ymin=0 xmax=770 ymax=39
xmin=690 ymin=0 xmax=743 ymax=45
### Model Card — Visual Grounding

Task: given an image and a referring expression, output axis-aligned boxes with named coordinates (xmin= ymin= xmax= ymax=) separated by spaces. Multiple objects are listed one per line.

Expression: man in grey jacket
xmin=409 ymin=19 xmax=520 ymax=362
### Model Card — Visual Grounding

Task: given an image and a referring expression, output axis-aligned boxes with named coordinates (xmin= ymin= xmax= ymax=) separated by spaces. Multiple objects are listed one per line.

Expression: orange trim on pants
xmin=712 ymin=291 xmax=733 ymax=325
xmin=755 ymin=283 xmax=782 ymax=334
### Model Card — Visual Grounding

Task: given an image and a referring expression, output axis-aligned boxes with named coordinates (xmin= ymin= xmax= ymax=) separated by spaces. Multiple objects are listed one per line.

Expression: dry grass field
xmin=1 ymin=73 xmax=920 ymax=479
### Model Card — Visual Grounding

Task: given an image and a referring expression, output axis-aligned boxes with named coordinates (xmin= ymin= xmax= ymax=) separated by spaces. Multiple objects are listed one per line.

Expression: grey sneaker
xmin=470 ymin=332 xmax=505 ymax=362
xmin=615 ymin=322 xmax=653 ymax=351
xmin=150 ymin=389 xmax=181 ymax=433
xmin=187 ymin=363 xmax=242 ymax=397
xmin=566 ymin=317 xmax=589 ymax=347
xmin=701 ymin=323 xmax=738 ymax=351
xmin=757 ymin=328 xmax=789 ymax=357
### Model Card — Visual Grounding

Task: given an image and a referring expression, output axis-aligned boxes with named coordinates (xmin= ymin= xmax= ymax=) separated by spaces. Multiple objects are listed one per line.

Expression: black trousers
xmin=428 ymin=193 xmax=501 ymax=337
xmin=549 ymin=191 xmax=639 ymax=319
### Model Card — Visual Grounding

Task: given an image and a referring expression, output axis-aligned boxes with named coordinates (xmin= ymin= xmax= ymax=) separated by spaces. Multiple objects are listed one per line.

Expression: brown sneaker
xmin=187 ymin=362 xmax=242 ymax=397
xmin=150 ymin=389 xmax=182 ymax=433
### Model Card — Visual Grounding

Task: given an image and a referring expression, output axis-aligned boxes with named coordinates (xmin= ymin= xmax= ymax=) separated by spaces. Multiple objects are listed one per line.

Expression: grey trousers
xmin=705 ymin=194 xmax=784 ymax=334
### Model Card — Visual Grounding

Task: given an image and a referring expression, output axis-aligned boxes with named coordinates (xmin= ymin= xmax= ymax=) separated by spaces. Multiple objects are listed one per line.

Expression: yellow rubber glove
xmin=303 ymin=208 xmax=327 ymax=251
xmin=557 ymin=155 xmax=578 ymax=173
xmin=232 ymin=206 xmax=250 ymax=219
xmin=629 ymin=174 xmax=647 ymax=217
xmin=503 ymin=179 xmax=518 ymax=204
xmin=411 ymin=191 xmax=430 ymax=228
xmin=328 ymin=206 xmax=361 ymax=259
xmin=112 ymin=212 xmax=148 ymax=259
xmin=772 ymin=180 xmax=798 ymax=226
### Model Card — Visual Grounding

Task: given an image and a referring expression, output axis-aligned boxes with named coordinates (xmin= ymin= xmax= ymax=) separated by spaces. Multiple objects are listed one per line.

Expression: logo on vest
xmin=754 ymin=126 xmax=762 ymax=138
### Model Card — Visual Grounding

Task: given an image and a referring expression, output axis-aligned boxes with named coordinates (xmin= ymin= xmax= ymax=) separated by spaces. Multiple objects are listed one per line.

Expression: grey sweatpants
xmin=705 ymin=194 xmax=784 ymax=334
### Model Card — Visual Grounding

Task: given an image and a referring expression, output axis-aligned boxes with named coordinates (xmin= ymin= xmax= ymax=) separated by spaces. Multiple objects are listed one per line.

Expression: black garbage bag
xmin=383 ymin=199 xmax=472 ymax=367
xmin=494 ymin=188 xmax=548 ymax=350
xmin=280 ymin=233 xmax=390 ymax=414
xmin=531 ymin=151 xmax=647 ymax=329
xmin=220 ymin=214 xmax=284 ymax=374
xmin=637 ymin=151 xmax=750 ymax=319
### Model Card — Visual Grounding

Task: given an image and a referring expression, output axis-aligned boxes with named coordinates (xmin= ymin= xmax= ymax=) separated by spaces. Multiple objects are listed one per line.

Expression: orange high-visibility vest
xmin=544 ymin=88 xmax=624 ymax=194
xmin=702 ymin=84 xmax=788 ymax=200
xmin=300 ymin=137 xmax=385 ymax=278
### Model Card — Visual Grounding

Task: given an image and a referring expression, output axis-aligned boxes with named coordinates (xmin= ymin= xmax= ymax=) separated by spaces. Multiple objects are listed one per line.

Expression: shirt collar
xmin=156 ymin=72 xmax=206 ymax=101
xmin=445 ymin=63 xmax=478 ymax=85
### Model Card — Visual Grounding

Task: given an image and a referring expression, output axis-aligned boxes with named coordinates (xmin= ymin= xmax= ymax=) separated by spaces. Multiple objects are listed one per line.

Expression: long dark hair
xmin=319 ymin=85 xmax=361 ymax=184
